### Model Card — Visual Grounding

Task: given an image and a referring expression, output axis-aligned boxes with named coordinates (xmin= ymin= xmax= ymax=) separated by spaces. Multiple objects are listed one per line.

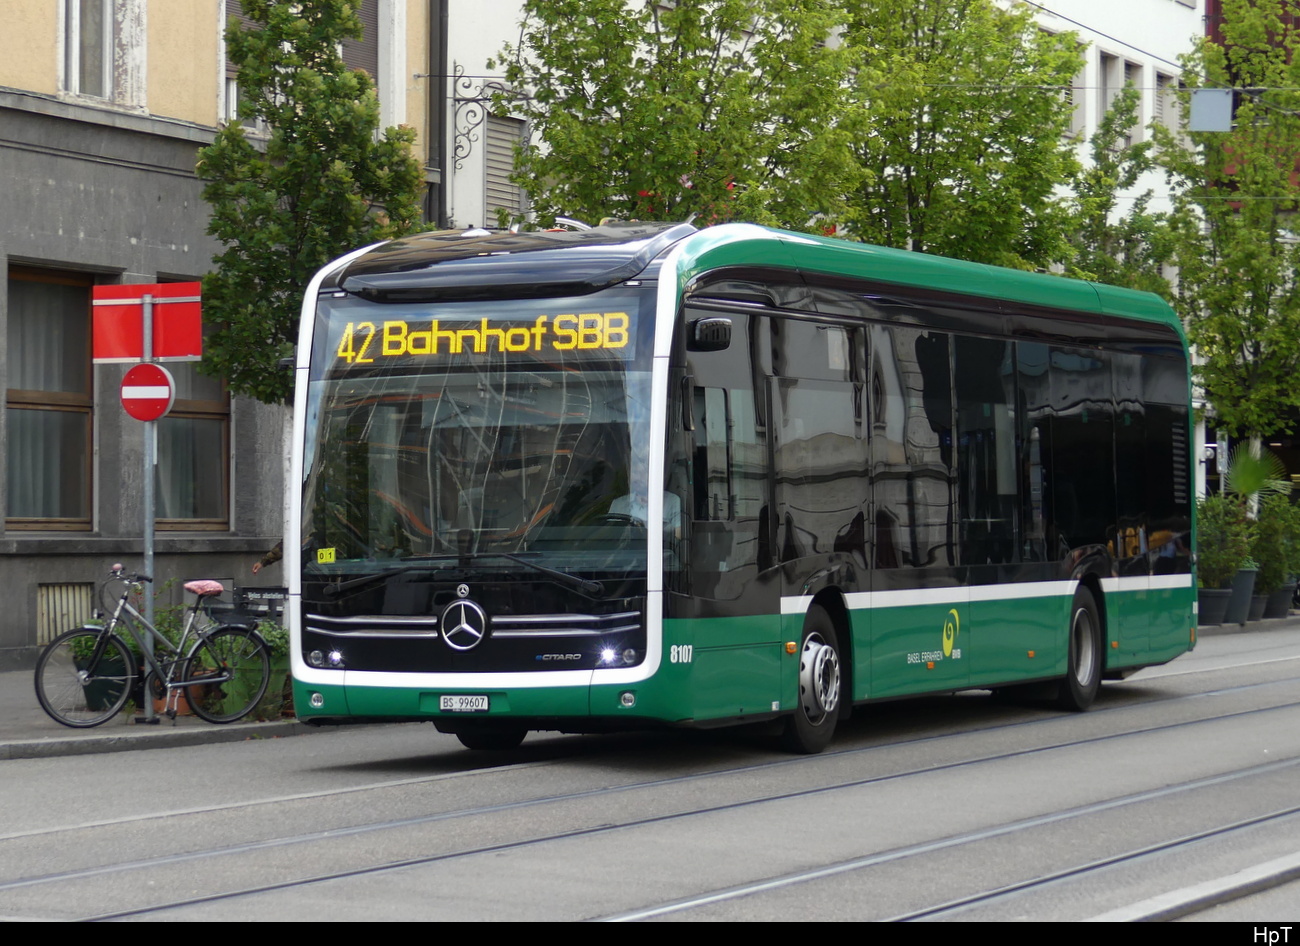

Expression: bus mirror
xmin=689 ymin=317 xmax=732 ymax=351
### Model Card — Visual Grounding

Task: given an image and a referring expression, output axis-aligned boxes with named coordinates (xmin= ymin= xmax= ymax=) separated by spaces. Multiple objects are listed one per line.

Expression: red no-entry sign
xmin=120 ymin=363 xmax=176 ymax=421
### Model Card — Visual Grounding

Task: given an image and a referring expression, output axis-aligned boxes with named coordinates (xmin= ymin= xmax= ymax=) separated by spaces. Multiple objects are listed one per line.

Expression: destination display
xmin=331 ymin=311 xmax=634 ymax=366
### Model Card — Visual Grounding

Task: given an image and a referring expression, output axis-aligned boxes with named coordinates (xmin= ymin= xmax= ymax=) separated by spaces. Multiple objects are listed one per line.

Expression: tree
xmin=1157 ymin=0 xmax=1300 ymax=440
xmin=197 ymin=0 xmax=424 ymax=403
xmin=1065 ymin=86 xmax=1176 ymax=297
xmin=838 ymin=0 xmax=1084 ymax=269
xmin=493 ymin=0 xmax=859 ymax=230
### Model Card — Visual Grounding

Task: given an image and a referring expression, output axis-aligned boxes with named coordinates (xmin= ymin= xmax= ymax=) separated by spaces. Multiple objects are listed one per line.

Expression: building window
xmin=1155 ymin=73 xmax=1181 ymax=135
xmin=340 ymin=0 xmax=380 ymax=78
xmin=5 ymin=270 xmax=94 ymax=530
xmin=65 ymin=0 xmax=113 ymax=99
xmin=486 ymin=115 xmax=527 ymax=225
xmin=1123 ymin=61 xmax=1143 ymax=144
xmin=155 ymin=358 xmax=230 ymax=529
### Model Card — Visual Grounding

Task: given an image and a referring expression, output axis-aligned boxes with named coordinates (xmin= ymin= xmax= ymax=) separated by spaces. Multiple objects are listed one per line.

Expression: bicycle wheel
xmin=183 ymin=627 xmax=271 ymax=723
xmin=34 ymin=629 xmax=136 ymax=728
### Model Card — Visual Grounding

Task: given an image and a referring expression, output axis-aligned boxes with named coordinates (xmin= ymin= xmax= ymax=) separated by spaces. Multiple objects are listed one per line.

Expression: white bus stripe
xmin=786 ymin=575 xmax=1191 ymax=615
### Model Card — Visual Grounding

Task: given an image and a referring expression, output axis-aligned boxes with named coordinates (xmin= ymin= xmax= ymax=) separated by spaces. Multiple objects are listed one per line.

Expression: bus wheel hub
xmin=799 ymin=633 xmax=840 ymax=721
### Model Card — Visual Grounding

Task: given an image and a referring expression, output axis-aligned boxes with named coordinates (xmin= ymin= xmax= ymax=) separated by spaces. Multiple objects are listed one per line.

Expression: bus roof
xmin=669 ymin=224 xmax=1183 ymax=338
xmin=329 ymin=222 xmax=695 ymax=300
xmin=324 ymin=220 xmax=1182 ymax=340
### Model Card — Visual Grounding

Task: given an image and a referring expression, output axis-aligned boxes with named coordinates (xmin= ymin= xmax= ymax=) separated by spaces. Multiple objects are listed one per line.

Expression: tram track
xmin=76 ymin=753 xmax=1300 ymax=922
xmin=3 ymin=694 xmax=1297 ymax=921
xmin=596 ymin=775 xmax=1300 ymax=922
xmin=881 ymin=806 xmax=1300 ymax=922
xmin=5 ymin=670 xmax=1298 ymax=846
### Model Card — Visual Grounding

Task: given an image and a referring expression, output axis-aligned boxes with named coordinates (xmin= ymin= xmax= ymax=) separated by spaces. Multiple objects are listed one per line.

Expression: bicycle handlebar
xmin=108 ymin=564 xmax=152 ymax=584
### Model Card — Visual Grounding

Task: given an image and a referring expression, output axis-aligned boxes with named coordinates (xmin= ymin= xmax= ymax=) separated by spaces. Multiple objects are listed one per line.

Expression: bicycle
xmin=34 ymin=564 xmax=272 ymax=728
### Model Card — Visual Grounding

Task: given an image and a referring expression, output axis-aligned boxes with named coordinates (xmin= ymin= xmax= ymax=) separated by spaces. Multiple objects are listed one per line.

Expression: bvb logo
xmin=942 ymin=609 xmax=959 ymax=657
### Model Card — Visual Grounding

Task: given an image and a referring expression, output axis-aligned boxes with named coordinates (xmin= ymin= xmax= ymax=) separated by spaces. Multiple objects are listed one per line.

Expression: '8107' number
xmin=670 ymin=645 xmax=693 ymax=664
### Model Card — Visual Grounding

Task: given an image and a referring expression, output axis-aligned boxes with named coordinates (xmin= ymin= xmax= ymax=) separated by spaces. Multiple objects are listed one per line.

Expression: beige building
xmin=0 ymin=1 xmax=528 ymax=666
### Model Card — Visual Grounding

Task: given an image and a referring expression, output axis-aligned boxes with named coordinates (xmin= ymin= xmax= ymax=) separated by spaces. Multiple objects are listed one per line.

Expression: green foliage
xmin=494 ymin=0 xmax=860 ymax=231
xmin=1197 ymin=493 xmax=1254 ymax=589
xmin=1223 ymin=443 xmax=1291 ymax=505
xmin=1252 ymin=494 xmax=1300 ymax=592
xmin=839 ymin=0 xmax=1083 ymax=269
xmin=1065 ymin=86 xmax=1176 ymax=296
xmin=197 ymin=0 xmax=425 ymax=403
xmin=1155 ymin=0 xmax=1300 ymax=440
xmin=257 ymin=620 xmax=290 ymax=658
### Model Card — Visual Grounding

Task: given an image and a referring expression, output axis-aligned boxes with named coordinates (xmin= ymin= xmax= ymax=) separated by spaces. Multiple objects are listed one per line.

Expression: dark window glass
xmin=1045 ymin=347 xmax=1115 ymax=552
xmin=683 ymin=310 xmax=771 ymax=599
xmin=5 ymin=271 xmax=93 ymax=527
xmin=771 ymin=316 xmax=856 ymax=382
xmin=156 ymin=354 xmax=230 ymax=527
xmin=870 ymin=326 xmax=955 ymax=569
xmin=955 ymin=336 xmax=1018 ymax=565
xmin=1018 ymin=343 xmax=1051 ymax=562
xmin=1113 ymin=352 xmax=1148 ymax=574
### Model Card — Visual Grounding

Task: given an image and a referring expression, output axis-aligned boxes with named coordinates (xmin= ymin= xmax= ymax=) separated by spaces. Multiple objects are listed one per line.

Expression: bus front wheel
xmin=1055 ymin=587 xmax=1102 ymax=711
xmin=780 ymin=605 xmax=842 ymax=754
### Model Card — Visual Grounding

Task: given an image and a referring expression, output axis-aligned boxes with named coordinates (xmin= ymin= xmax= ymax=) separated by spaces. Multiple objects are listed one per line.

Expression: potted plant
xmin=1257 ymin=494 xmax=1300 ymax=619
xmin=1221 ymin=446 xmax=1289 ymax=623
xmin=1196 ymin=493 xmax=1251 ymax=625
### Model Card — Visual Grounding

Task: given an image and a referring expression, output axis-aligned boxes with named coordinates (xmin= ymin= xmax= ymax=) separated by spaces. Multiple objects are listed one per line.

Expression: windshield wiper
xmin=317 ymin=553 xmax=603 ymax=598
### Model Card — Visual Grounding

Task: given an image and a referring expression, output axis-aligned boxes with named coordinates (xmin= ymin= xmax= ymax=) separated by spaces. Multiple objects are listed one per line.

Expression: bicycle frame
xmin=104 ymin=581 xmax=235 ymax=697
xmin=36 ymin=566 xmax=275 ymax=728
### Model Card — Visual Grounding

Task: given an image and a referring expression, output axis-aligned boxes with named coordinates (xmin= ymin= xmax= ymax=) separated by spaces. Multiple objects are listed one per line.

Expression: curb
xmin=0 ymin=719 xmax=312 ymax=761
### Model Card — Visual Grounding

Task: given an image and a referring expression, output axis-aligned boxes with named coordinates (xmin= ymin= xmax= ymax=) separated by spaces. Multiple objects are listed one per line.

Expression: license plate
xmin=440 ymin=694 xmax=490 ymax=713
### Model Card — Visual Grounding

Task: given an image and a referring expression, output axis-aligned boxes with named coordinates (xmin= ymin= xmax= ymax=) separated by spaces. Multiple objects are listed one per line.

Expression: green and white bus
xmin=289 ymin=222 xmax=1195 ymax=752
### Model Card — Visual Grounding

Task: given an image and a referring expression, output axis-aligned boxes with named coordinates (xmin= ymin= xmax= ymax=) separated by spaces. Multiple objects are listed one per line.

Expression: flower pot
xmin=153 ymin=688 xmax=196 ymax=716
xmin=1248 ymin=594 xmax=1268 ymax=622
xmin=82 ymin=655 xmax=129 ymax=711
xmin=1263 ymin=586 xmax=1293 ymax=619
xmin=1224 ymin=567 xmax=1258 ymax=626
xmin=1197 ymin=587 xmax=1232 ymax=626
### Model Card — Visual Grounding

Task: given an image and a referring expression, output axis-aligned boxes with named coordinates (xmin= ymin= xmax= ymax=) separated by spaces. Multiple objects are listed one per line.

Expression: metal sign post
xmin=92 ymin=282 xmax=202 ymax=724
xmin=141 ymin=294 xmax=156 ymax=722
xmin=141 ymin=294 xmax=156 ymax=638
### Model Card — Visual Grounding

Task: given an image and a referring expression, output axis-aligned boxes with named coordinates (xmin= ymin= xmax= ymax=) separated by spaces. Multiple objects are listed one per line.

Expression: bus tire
xmin=1055 ymin=586 xmax=1102 ymax=711
xmin=455 ymin=724 xmax=528 ymax=751
xmin=780 ymin=605 xmax=842 ymax=754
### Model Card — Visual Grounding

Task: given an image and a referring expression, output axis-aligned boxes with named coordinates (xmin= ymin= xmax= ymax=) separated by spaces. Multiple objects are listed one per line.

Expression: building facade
xmin=0 ymin=1 xmax=529 ymax=666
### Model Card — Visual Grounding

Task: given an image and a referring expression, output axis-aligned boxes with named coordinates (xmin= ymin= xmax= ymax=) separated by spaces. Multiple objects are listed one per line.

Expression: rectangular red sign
xmin=92 ymin=282 xmax=203 ymax=363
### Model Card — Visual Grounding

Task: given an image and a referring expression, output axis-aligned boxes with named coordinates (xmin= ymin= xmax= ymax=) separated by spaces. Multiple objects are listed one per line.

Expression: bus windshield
xmin=301 ymin=286 xmax=659 ymax=584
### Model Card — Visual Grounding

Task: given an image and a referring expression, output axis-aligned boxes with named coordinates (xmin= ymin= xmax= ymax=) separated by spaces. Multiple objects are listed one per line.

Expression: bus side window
xmin=693 ymin=386 xmax=732 ymax=521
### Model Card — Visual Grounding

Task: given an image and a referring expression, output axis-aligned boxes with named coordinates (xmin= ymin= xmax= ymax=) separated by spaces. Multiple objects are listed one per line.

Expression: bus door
xmin=867 ymin=326 xmax=967 ymax=696
xmin=673 ymin=307 xmax=782 ymax=722
xmin=768 ymin=317 xmax=870 ymax=697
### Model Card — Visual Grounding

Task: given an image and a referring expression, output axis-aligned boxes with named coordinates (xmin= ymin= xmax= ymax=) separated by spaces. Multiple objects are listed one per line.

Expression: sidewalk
xmin=1 ymin=616 xmax=1291 ymax=761
xmin=0 ymin=667 xmax=315 ymax=761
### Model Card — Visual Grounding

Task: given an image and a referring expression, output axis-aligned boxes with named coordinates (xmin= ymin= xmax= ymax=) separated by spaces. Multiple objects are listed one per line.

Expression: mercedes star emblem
xmin=441 ymin=598 xmax=488 ymax=651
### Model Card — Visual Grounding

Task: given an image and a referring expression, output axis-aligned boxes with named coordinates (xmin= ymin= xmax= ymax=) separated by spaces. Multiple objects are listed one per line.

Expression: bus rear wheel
xmin=780 ymin=605 xmax=842 ymax=754
xmin=1055 ymin=587 xmax=1102 ymax=711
